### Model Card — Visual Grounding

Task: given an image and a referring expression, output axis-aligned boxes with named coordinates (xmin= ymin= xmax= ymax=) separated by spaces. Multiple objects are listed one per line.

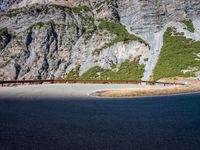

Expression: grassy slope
xmin=65 ymin=60 xmax=145 ymax=80
xmin=153 ymin=27 xmax=200 ymax=80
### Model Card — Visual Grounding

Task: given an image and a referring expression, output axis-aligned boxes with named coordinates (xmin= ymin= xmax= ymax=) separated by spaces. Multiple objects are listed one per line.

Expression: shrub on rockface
xmin=66 ymin=59 xmax=145 ymax=80
xmin=93 ymin=20 xmax=148 ymax=55
xmin=182 ymin=20 xmax=195 ymax=33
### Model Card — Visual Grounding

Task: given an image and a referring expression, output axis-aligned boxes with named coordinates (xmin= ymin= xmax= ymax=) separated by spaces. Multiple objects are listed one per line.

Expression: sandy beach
xmin=0 ymin=83 xmax=164 ymax=100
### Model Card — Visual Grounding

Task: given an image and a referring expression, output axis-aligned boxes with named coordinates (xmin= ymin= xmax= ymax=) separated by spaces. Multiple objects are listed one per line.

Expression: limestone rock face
xmin=117 ymin=0 xmax=200 ymax=80
xmin=0 ymin=0 xmax=200 ymax=80
xmin=118 ymin=0 xmax=200 ymax=34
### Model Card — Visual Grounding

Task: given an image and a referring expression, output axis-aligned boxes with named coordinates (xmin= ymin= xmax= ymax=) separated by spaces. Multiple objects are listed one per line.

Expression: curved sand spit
xmin=93 ymin=78 xmax=200 ymax=97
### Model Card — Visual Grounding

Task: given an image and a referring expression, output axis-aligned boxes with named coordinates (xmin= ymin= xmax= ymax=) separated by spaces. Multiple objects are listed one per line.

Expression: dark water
xmin=0 ymin=94 xmax=200 ymax=150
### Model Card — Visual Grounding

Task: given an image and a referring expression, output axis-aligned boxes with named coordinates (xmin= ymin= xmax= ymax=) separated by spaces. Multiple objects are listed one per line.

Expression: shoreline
xmin=1 ymin=80 xmax=200 ymax=99
xmin=92 ymin=84 xmax=200 ymax=98
xmin=90 ymin=89 xmax=200 ymax=99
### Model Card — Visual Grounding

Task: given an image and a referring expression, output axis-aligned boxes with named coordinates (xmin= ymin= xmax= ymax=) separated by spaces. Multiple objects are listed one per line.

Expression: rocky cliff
xmin=0 ymin=0 xmax=200 ymax=80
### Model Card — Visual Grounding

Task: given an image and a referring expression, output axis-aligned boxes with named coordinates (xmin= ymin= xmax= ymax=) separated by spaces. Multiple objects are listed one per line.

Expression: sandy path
xmin=0 ymin=84 xmax=163 ymax=100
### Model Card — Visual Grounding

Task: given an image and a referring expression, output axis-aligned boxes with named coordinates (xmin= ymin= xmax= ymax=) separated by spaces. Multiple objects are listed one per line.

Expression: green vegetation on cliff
xmin=65 ymin=59 xmax=145 ymax=80
xmin=65 ymin=66 xmax=80 ymax=79
xmin=72 ymin=6 xmax=91 ymax=14
xmin=83 ymin=21 xmax=97 ymax=43
xmin=93 ymin=20 xmax=148 ymax=55
xmin=99 ymin=20 xmax=145 ymax=44
xmin=182 ymin=20 xmax=195 ymax=33
xmin=153 ymin=27 xmax=200 ymax=80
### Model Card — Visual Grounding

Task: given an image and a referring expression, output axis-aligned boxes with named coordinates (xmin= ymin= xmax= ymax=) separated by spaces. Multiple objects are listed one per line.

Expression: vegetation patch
xmin=48 ymin=4 xmax=72 ymax=13
xmin=93 ymin=20 xmax=148 ymax=55
xmin=30 ymin=22 xmax=47 ymax=28
xmin=65 ymin=65 xmax=80 ymax=79
xmin=65 ymin=59 xmax=145 ymax=80
xmin=28 ymin=20 xmax=56 ymax=30
xmin=72 ymin=6 xmax=91 ymax=14
xmin=29 ymin=20 xmax=76 ymax=30
xmin=182 ymin=20 xmax=195 ymax=33
xmin=83 ymin=21 xmax=97 ymax=43
xmin=153 ymin=27 xmax=200 ymax=80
